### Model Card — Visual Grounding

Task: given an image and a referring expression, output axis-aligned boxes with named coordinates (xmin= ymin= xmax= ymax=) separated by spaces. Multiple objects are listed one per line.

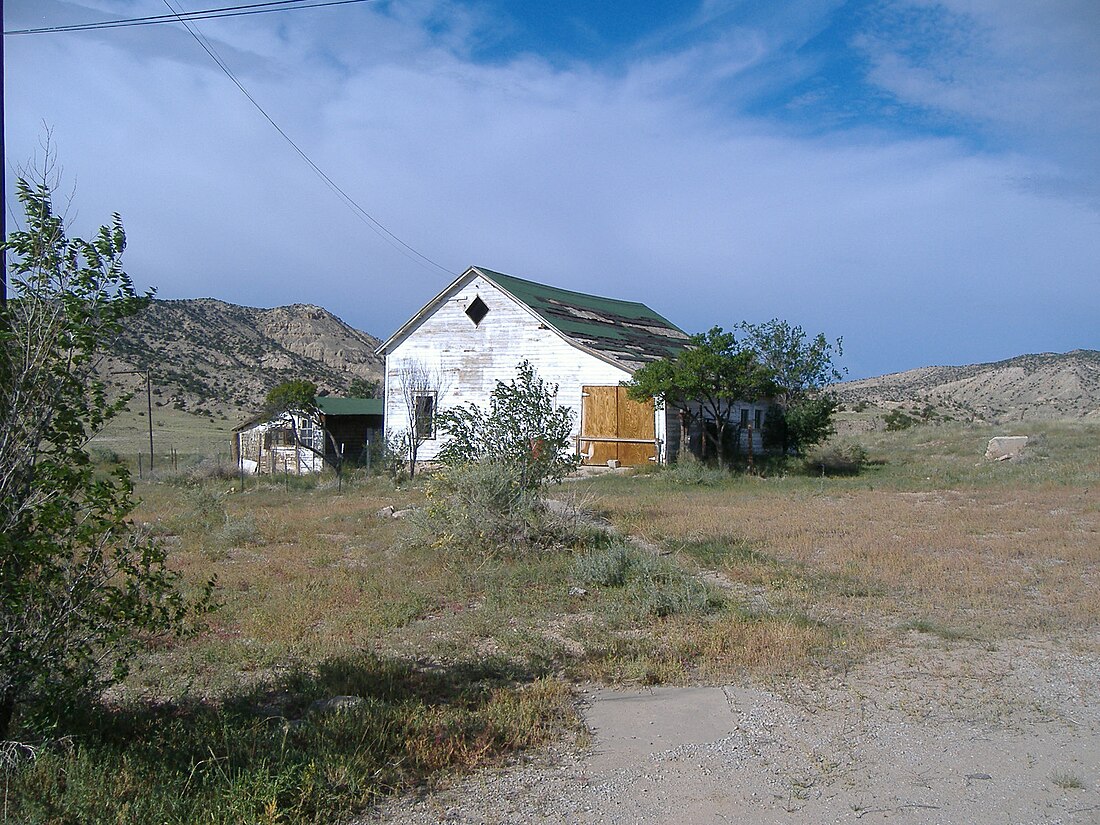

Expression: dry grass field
xmin=8 ymin=418 xmax=1098 ymax=823
xmin=91 ymin=398 xmax=236 ymax=470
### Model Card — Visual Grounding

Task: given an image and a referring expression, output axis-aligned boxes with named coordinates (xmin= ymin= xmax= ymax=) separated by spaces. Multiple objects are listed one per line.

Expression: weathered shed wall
xmin=384 ymin=273 xmax=656 ymax=463
xmin=235 ymin=411 xmax=325 ymax=475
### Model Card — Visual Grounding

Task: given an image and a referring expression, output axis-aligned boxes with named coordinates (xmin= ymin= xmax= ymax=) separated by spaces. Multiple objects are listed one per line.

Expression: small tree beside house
xmin=627 ymin=326 xmax=775 ymax=468
xmin=739 ymin=319 xmax=845 ymax=455
xmin=395 ymin=359 xmax=447 ymax=479
xmin=628 ymin=320 xmax=844 ymax=467
xmin=260 ymin=380 xmax=334 ymax=474
xmin=235 ymin=384 xmax=385 ymax=476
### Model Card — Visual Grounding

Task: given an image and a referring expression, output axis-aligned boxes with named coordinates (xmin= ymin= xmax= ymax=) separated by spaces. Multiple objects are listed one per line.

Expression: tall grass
xmin=7 ymin=655 xmax=573 ymax=824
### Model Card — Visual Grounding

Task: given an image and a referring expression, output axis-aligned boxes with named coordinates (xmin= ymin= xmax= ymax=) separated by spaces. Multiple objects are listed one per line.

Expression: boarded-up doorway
xmin=580 ymin=386 xmax=656 ymax=466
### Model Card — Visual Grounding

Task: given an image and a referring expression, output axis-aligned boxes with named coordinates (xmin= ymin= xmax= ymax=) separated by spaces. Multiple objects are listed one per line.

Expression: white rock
xmin=985 ymin=435 xmax=1029 ymax=460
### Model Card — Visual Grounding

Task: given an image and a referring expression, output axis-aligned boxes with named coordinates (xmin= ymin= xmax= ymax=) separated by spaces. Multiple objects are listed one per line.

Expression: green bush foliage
xmin=572 ymin=542 xmax=724 ymax=618
xmin=0 ymin=174 xmax=212 ymax=739
xmin=413 ymin=461 xmax=575 ymax=557
xmin=884 ymin=409 xmax=919 ymax=431
xmin=413 ymin=362 xmax=582 ymax=557
xmin=437 ymin=360 xmax=579 ymax=490
xmin=804 ymin=443 xmax=869 ymax=476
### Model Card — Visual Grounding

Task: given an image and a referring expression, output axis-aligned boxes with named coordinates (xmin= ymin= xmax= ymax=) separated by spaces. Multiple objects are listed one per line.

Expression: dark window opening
xmin=754 ymin=409 xmax=763 ymax=429
xmin=266 ymin=428 xmax=296 ymax=448
xmin=414 ymin=393 xmax=436 ymax=439
xmin=465 ymin=295 xmax=489 ymax=326
xmin=739 ymin=408 xmax=749 ymax=426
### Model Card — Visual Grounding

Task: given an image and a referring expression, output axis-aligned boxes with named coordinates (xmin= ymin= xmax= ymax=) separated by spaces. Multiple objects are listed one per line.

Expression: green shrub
xmin=884 ymin=409 xmax=918 ymax=431
xmin=627 ymin=553 xmax=723 ymax=617
xmin=573 ymin=543 xmax=638 ymax=587
xmin=659 ymin=459 xmax=730 ymax=486
xmin=803 ymin=443 xmax=869 ymax=476
xmin=410 ymin=461 xmax=565 ymax=558
xmin=437 ymin=360 xmax=579 ymax=490
xmin=572 ymin=542 xmax=724 ymax=618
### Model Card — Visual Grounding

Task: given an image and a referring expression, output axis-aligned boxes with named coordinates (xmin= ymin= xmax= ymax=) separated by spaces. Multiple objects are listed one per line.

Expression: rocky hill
xmin=102 ymin=299 xmax=384 ymax=419
xmin=834 ymin=350 xmax=1100 ymax=423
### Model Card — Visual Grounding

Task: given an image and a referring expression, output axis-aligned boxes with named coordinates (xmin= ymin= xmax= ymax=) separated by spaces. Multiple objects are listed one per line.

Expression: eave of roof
xmin=316 ymin=396 xmax=384 ymax=416
xmin=234 ymin=397 xmax=383 ymax=431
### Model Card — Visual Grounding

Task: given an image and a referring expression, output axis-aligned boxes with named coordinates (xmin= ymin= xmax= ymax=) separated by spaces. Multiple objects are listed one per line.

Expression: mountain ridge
xmin=834 ymin=349 xmax=1100 ymax=422
xmin=103 ymin=298 xmax=384 ymax=420
xmin=103 ymin=298 xmax=1098 ymax=427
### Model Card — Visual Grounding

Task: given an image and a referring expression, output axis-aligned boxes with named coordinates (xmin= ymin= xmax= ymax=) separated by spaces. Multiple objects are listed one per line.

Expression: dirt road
xmin=365 ymin=635 xmax=1100 ymax=824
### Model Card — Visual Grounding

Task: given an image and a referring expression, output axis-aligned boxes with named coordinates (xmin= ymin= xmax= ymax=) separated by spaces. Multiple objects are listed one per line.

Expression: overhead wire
xmin=6 ymin=0 xmax=454 ymax=276
xmin=159 ymin=0 xmax=454 ymax=277
xmin=6 ymin=1 xmax=375 ymax=36
xmin=161 ymin=0 xmax=454 ymax=277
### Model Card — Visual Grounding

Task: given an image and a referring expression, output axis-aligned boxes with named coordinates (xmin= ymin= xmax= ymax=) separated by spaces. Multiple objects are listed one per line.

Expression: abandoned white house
xmin=233 ymin=397 xmax=384 ymax=475
xmin=377 ymin=266 xmax=770 ymax=467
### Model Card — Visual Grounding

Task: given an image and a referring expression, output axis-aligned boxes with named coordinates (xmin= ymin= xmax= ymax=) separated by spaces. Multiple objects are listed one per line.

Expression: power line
xmin=161 ymin=0 xmax=454 ymax=277
xmin=6 ymin=0 xmax=375 ymax=36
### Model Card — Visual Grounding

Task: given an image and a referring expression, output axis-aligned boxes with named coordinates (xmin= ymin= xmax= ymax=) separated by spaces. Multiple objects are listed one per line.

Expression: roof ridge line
xmin=473 ymin=266 xmax=661 ymax=313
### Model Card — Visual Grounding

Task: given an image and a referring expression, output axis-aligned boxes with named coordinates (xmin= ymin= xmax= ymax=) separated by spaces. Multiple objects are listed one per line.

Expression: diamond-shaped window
xmin=465 ymin=295 xmax=489 ymax=326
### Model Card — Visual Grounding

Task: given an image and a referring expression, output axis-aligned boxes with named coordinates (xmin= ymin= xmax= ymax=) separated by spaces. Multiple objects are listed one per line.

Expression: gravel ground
xmin=361 ymin=633 xmax=1100 ymax=825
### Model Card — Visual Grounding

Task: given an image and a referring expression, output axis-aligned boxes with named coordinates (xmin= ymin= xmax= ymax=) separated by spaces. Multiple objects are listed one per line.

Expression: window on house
xmin=739 ymin=408 xmax=749 ymax=426
xmin=754 ymin=409 xmax=763 ymax=429
xmin=267 ymin=428 xmax=295 ymax=448
xmin=465 ymin=295 xmax=489 ymax=326
xmin=414 ymin=393 xmax=436 ymax=439
xmin=299 ymin=424 xmax=323 ymax=451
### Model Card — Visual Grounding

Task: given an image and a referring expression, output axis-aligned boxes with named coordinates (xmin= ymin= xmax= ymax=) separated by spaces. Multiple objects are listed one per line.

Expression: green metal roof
xmin=316 ymin=396 xmax=384 ymax=417
xmin=474 ymin=267 xmax=690 ymax=369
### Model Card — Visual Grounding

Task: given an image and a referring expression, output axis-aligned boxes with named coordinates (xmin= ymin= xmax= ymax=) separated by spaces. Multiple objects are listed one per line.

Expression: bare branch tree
xmin=396 ymin=359 xmax=446 ymax=478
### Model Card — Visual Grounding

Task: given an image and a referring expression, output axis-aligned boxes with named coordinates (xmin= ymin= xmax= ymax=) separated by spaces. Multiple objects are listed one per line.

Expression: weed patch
xmin=3 ymin=654 xmax=575 ymax=825
xmin=573 ymin=542 xmax=724 ymax=619
xmin=900 ymin=618 xmax=972 ymax=641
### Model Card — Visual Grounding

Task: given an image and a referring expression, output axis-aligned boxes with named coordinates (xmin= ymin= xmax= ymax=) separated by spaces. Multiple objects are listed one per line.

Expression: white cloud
xmin=5 ymin=0 xmax=1098 ymax=378
xmin=858 ymin=0 xmax=1100 ymax=201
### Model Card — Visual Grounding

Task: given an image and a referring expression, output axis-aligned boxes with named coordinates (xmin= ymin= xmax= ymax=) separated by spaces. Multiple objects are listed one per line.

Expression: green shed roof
xmin=474 ymin=267 xmax=690 ymax=369
xmin=316 ymin=397 xmax=384 ymax=417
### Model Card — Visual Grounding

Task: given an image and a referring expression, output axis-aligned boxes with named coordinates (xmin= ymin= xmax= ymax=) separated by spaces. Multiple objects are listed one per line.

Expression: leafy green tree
xmin=0 ymin=175 xmax=212 ymax=738
xmin=347 ymin=377 xmax=381 ymax=398
xmin=740 ymin=320 xmax=844 ymax=455
xmin=436 ymin=360 xmax=578 ymax=490
xmin=627 ymin=327 xmax=774 ymax=467
xmin=264 ymin=379 xmax=320 ymax=420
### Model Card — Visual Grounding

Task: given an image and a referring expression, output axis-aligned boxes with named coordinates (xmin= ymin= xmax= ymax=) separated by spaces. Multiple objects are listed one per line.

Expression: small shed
xmin=233 ymin=396 xmax=384 ymax=475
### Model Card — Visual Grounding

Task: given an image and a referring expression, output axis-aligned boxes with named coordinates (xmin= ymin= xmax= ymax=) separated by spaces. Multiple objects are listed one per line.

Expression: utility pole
xmin=2 ymin=0 xmax=7 ymax=307
xmin=111 ymin=369 xmax=155 ymax=474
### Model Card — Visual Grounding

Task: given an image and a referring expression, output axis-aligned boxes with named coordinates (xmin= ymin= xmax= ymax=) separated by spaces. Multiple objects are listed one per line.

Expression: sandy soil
xmin=363 ymin=633 xmax=1100 ymax=824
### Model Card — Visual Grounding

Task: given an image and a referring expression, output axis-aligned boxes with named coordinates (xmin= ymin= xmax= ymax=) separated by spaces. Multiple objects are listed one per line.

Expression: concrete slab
xmin=581 ymin=685 xmax=735 ymax=774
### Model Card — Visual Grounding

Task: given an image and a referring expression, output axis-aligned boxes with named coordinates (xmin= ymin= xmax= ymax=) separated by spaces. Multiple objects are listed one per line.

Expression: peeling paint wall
xmin=384 ymin=274 xmax=650 ymax=463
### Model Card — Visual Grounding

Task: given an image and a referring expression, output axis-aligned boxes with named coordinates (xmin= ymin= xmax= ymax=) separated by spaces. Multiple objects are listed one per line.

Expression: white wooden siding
xmin=384 ymin=274 xmax=645 ymax=463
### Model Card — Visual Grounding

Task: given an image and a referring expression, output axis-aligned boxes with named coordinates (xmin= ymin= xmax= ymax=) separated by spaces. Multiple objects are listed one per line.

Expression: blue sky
xmin=5 ymin=0 xmax=1099 ymax=378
